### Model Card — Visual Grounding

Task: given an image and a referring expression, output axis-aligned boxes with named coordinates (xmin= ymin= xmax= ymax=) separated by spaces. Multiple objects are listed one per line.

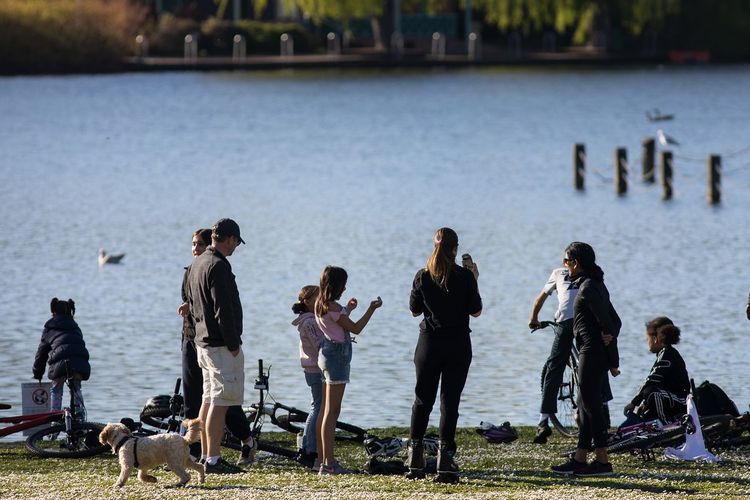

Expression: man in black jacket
xmin=187 ymin=218 xmax=245 ymax=474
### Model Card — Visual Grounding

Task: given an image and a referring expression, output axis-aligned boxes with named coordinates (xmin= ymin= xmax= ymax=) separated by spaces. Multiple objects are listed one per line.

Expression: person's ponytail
xmin=426 ymin=227 xmax=458 ymax=290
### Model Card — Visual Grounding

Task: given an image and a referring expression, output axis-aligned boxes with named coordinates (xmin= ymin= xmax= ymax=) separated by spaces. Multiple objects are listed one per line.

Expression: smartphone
xmin=461 ymin=253 xmax=473 ymax=269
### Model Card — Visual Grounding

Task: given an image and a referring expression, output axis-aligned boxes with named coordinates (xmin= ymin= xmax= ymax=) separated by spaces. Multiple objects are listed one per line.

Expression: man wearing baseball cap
xmin=187 ymin=218 xmax=246 ymax=473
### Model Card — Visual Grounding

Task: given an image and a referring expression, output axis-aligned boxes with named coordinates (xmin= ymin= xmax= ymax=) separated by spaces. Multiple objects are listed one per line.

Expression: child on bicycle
xmin=314 ymin=266 xmax=382 ymax=475
xmin=621 ymin=316 xmax=689 ymax=426
xmin=292 ymin=285 xmax=325 ymax=469
xmin=32 ymin=298 xmax=90 ymax=415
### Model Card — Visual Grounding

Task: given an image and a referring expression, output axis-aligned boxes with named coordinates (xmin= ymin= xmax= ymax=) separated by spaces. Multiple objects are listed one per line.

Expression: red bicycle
xmin=1 ymin=377 xmax=108 ymax=458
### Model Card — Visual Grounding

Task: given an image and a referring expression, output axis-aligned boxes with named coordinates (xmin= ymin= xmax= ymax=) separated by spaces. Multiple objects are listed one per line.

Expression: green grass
xmin=1 ymin=426 xmax=749 ymax=499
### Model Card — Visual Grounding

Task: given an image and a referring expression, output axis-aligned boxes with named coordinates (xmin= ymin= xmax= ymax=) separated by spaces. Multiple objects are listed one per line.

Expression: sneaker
xmin=533 ymin=422 xmax=553 ymax=444
xmin=296 ymin=450 xmax=317 ymax=469
xmin=575 ymin=460 xmax=613 ymax=477
xmin=237 ymin=439 xmax=257 ymax=466
xmin=318 ymin=460 xmax=353 ymax=475
xmin=551 ymin=457 xmax=587 ymax=475
xmin=205 ymin=457 xmax=243 ymax=474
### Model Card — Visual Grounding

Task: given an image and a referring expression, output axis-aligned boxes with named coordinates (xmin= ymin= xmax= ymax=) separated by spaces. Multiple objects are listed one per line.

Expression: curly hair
xmin=646 ymin=316 xmax=681 ymax=345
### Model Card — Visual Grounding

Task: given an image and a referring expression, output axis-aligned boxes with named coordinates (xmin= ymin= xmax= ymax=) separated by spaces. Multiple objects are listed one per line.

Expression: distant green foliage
xmin=0 ymin=0 xmax=146 ymax=74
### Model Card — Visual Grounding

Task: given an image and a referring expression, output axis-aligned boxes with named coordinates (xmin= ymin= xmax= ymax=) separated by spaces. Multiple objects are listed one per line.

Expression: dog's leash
xmin=114 ymin=435 xmax=140 ymax=468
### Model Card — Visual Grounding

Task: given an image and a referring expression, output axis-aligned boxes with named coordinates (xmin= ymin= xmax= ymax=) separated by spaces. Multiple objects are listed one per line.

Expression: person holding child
xmin=314 ymin=266 xmax=382 ymax=475
xmin=33 ymin=298 xmax=90 ymax=415
xmin=291 ymin=285 xmax=325 ymax=469
xmin=406 ymin=227 xmax=482 ymax=484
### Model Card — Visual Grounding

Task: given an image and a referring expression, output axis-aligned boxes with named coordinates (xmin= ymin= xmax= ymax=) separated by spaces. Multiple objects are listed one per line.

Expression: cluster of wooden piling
xmin=573 ymin=139 xmax=722 ymax=204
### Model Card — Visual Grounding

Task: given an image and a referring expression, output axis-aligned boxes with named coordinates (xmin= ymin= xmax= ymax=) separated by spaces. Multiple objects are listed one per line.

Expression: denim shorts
xmin=318 ymin=338 xmax=352 ymax=385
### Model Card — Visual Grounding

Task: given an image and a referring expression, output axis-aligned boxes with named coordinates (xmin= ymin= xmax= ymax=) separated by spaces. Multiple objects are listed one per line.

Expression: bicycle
xmin=531 ymin=320 xmax=579 ymax=438
xmin=140 ymin=360 xmax=368 ymax=444
xmin=0 ymin=377 xmax=109 ymax=458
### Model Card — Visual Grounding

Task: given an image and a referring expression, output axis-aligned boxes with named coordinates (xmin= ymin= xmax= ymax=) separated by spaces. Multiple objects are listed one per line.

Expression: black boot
xmin=434 ymin=440 xmax=459 ymax=484
xmin=405 ymin=438 xmax=425 ymax=480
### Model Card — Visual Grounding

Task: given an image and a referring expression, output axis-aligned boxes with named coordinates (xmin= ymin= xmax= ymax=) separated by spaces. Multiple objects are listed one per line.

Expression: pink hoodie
xmin=292 ymin=312 xmax=324 ymax=373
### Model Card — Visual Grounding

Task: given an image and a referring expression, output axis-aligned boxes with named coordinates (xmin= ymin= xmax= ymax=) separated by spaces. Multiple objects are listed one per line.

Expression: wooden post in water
xmin=660 ymin=151 xmax=673 ymax=200
xmin=707 ymin=155 xmax=721 ymax=204
xmin=615 ymin=147 xmax=627 ymax=196
xmin=573 ymin=143 xmax=585 ymax=191
xmin=642 ymin=138 xmax=655 ymax=183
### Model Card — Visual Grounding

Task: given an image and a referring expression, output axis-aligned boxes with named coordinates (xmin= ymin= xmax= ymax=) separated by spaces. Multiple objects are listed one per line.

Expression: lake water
xmin=1 ymin=66 xmax=749 ymax=434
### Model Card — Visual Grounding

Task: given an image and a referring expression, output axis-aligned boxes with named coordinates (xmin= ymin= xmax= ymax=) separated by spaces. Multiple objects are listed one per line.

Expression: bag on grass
xmin=694 ymin=380 xmax=739 ymax=417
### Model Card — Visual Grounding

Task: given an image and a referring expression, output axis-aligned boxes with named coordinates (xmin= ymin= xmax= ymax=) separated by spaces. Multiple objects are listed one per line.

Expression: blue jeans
xmin=302 ymin=371 xmax=324 ymax=454
xmin=51 ymin=377 xmax=85 ymax=418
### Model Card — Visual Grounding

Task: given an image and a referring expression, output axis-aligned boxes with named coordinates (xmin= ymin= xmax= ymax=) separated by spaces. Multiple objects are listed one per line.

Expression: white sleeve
xmin=541 ymin=269 xmax=558 ymax=295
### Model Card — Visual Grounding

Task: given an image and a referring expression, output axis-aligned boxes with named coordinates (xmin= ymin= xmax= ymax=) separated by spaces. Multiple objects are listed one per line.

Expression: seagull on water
xmin=99 ymin=248 xmax=125 ymax=266
xmin=657 ymin=129 xmax=680 ymax=147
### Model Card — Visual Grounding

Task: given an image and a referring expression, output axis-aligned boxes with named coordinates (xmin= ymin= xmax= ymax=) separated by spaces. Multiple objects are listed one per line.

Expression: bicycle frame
xmin=0 ymin=410 xmax=64 ymax=438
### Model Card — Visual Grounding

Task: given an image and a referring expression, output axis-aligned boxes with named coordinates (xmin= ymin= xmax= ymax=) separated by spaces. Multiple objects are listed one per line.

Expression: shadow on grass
xmin=462 ymin=468 xmax=698 ymax=494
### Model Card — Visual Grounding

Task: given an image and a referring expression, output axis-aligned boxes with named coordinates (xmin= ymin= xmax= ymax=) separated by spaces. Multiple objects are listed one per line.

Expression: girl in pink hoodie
xmin=291 ymin=285 xmax=324 ymax=468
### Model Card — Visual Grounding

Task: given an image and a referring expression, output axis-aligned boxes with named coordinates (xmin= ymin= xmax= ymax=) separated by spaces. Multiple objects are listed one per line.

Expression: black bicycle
xmin=531 ymin=320 xmax=579 ymax=437
xmin=140 ymin=361 xmax=367 ymax=444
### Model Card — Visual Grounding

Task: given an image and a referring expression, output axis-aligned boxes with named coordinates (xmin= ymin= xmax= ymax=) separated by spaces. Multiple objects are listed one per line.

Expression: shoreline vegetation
xmin=2 ymin=0 xmax=750 ymax=76
xmin=1 ymin=426 xmax=749 ymax=498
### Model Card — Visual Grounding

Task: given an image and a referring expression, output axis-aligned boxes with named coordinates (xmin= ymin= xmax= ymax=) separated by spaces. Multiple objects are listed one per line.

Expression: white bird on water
xmin=657 ymin=129 xmax=680 ymax=147
xmin=98 ymin=249 xmax=125 ymax=266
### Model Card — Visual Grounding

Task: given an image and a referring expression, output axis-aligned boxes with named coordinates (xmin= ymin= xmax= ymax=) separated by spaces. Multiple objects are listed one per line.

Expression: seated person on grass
xmin=622 ymin=316 xmax=689 ymax=426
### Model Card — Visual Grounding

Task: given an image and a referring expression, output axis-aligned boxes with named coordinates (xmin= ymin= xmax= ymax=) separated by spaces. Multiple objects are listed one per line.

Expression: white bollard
xmin=326 ymin=32 xmax=341 ymax=55
xmin=232 ymin=34 xmax=246 ymax=62
xmin=467 ymin=32 xmax=481 ymax=61
xmin=184 ymin=34 xmax=197 ymax=62
xmin=390 ymin=32 xmax=404 ymax=59
xmin=135 ymin=34 xmax=149 ymax=59
xmin=431 ymin=32 xmax=446 ymax=60
xmin=280 ymin=33 xmax=294 ymax=57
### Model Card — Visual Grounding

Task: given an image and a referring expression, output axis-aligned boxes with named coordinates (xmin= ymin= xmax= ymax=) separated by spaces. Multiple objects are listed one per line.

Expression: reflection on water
xmin=1 ymin=67 xmax=750 ymax=432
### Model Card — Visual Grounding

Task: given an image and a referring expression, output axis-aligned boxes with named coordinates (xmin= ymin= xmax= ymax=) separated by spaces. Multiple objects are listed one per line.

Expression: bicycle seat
xmin=0 ymin=403 xmax=10 ymax=410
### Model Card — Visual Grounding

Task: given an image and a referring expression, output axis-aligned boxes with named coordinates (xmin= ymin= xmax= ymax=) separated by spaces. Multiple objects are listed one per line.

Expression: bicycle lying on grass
xmin=0 ymin=376 xmax=108 ymax=458
xmin=137 ymin=359 xmax=368 ymax=462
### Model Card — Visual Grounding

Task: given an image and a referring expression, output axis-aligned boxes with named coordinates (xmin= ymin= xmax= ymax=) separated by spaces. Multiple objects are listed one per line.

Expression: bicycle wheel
xmin=26 ymin=422 xmax=109 ymax=458
xmin=607 ymin=426 xmax=685 ymax=454
xmin=139 ymin=404 xmax=173 ymax=430
xmin=549 ymin=358 xmax=579 ymax=438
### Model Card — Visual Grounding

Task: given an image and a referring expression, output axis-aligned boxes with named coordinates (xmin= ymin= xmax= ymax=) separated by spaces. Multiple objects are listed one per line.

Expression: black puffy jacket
xmin=32 ymin=315 xmax=91 ymax=381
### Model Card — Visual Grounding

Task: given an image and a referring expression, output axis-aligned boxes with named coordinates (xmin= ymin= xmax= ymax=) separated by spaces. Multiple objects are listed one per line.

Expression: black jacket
xmin=409 ymin=264 xmax=482 ymax=336
xmin=572 ymin=275 xmax=621 ymax=367
xmin=32 ymin=315 xmax=90 ymax=381
xmin=181 ymin=265 xmax=196 ymax=343
xmin=187 ymin=247 xmax=243 ymax=351
xmin=631 ymin=345 xmax=690 ymax=406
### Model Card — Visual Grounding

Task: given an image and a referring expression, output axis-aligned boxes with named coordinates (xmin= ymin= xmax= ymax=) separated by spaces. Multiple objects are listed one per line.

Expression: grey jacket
xmin=187 ymin=247 xmax=243 ymax=351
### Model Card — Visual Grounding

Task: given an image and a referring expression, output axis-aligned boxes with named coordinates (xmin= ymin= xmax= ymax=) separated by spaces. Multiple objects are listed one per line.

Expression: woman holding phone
xmin=406 ymin=227 xmax=482 ymax=483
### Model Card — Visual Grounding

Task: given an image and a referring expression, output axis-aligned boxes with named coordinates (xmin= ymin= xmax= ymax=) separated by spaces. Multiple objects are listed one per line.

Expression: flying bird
xmin=657 ymin=129 xmax=680 ymax=147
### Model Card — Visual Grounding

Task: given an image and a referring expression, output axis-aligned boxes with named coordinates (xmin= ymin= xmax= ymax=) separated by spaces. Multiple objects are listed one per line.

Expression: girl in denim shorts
xmin=314 ymin=266 xmax=382 ymax=475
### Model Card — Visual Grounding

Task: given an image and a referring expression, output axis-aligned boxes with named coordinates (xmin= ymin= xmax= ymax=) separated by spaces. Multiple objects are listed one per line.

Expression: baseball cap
xmin=212 ymin=218 xmax=245 ymax=244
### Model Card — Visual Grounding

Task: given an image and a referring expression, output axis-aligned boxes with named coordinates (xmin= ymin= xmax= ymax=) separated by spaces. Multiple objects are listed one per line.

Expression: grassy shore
xmin=1 ymin=426 xmax=748 ymax=499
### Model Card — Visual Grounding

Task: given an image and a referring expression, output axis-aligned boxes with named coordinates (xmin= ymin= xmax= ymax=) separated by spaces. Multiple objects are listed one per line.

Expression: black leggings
xmin=410 ymin=333 xmax=472 ymax=445
xmin=576 ymin=350 xmax=609 ymax=450
xmin=182 ymin=338 xmax=250 ymax=441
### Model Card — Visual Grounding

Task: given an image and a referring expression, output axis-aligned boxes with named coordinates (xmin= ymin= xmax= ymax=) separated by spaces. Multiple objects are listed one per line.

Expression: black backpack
xmin=694 ymin=380 xmax=739 ymax=417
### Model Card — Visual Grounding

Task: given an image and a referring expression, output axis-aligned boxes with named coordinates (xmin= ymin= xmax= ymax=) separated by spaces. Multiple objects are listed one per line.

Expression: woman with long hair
xmin=552 ymin=242 xmax=621 ymax=477
xmin=406 ymin=227 xmax=482 ymax=483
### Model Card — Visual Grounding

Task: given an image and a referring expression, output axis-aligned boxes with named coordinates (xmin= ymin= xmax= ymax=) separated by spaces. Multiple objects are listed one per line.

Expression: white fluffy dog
xmin=98 ymin=418 xmax=205 ymax=488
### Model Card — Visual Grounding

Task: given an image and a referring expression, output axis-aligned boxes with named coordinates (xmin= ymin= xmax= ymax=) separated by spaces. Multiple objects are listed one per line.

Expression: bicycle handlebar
xmin=530 ymin=320 xmax=560 ymax=333
xmin=173 ymin=378 xmax=182 ymax=396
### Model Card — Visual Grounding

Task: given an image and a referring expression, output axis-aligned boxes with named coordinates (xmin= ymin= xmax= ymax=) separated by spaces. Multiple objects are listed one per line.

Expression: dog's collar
xmin=114 ymin=435 xmax=135 ymax=453
xmin=114 ymin=435 xmax=140 ymax=468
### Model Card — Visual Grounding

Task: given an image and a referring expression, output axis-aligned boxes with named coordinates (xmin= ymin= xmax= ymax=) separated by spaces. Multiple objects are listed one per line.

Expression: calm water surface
xmin=1 ymin=66 xmax=749 ymax=432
